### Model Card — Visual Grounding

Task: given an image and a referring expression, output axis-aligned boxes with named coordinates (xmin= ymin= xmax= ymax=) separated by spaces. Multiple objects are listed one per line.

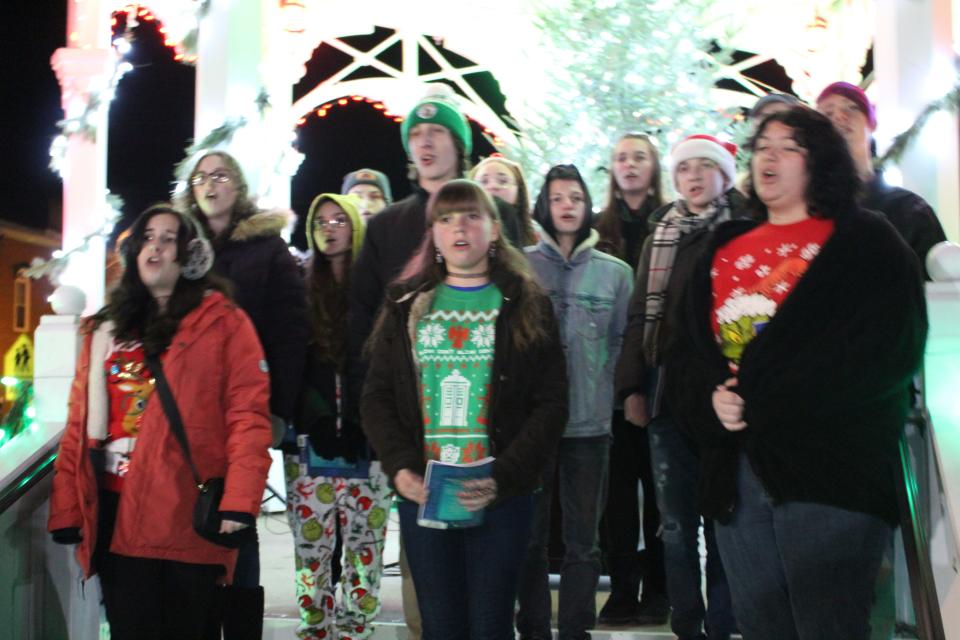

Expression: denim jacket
xmin=525 ymin=229 xmax=633 ymax=438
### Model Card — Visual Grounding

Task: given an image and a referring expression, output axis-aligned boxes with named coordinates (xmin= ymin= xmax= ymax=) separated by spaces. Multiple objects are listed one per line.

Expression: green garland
xmin=0 ymin=381 xmax=35 ymax=447
xmin=171 ymin=88 xmax=274 ymax=183
xmin=876 ymin=82 xmax=960 ymax=171
xmin=172 ymin=117 xmax=248 ymax=182
xmin=23 ymin=193 xmax=124 ymax=282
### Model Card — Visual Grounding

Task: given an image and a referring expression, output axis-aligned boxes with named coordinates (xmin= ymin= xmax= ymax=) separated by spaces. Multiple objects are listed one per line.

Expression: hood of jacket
xmin=535 ymin=227 xmax=599 ymax=265
xmin=305 ymin=193 xmax=365 ymax=258
xmin=229 ymin=208 xmax=292 ymax=243
xmin=533 ymin=165 xmax=594 ymax=248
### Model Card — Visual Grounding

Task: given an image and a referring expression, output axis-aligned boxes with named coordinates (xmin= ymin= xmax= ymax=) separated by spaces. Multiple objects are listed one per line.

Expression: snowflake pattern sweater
xmin=711 ymin=217 xmax=834 ymax=368
xmin=416 ymin=283 xmax=501 ymax=464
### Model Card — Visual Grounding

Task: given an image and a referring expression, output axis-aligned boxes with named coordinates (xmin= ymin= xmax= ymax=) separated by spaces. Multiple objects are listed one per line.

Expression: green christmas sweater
xmin=415 ymin=283 xmax=502 ymax=464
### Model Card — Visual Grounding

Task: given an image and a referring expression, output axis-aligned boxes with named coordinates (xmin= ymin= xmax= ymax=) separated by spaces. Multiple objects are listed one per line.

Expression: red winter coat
xmin=47 ymin=292 xmax=273 ymax=582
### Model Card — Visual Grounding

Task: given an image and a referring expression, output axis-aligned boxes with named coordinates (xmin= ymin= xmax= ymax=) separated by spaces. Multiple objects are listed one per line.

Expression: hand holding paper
xmin=457 ymin=477 xmax=498 ymax=511
xmin=417 ymin=457 xmax=495 ymax=528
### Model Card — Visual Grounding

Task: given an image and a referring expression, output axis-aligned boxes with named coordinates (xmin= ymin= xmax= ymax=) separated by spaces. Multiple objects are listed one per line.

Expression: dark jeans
xmin=398 ymin=494 xmax=533 ymax=640
xmin=95 ymin=491 xmax=223 ymax=640
xmin=601 ymin=410 xmax=666 ymax=598
xmin=715 ymin=453 xmax=892 ymax=640
xmin=517 ymin=435 xmax=610 ymax=640
xmin=648 ymin=417 xmax=735 ymax=640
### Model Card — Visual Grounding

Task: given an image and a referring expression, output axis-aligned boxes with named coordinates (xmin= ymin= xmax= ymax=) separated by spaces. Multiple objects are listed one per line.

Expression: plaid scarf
xmin=642 ymin=195 xmax=732 ymax=360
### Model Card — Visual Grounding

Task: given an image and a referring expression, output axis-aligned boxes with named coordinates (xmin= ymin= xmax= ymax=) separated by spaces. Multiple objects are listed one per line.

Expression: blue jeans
xmin=516 ymin=435 xmax=610 ymax=640
xmin=648 ymin=417 xmax=735 ymax=640
xmin=398 ymin=494 xmax=533 ymax=640
xmin=715 ymin=453 xmax=892 ymax=640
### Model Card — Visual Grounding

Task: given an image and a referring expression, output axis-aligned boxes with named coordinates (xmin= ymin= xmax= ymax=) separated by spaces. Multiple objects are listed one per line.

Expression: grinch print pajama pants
xmin=284 ymin=457 xmax=394 ymax=640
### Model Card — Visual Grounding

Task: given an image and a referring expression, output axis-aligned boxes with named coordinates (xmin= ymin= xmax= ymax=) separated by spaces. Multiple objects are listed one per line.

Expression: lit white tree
xmin=508 ymin=0 xmax=745 ymax=199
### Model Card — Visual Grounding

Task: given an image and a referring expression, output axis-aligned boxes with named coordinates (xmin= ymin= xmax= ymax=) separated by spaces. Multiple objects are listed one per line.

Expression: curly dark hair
xmin=747 ymin=106 xmax=861 ymax=220
xmin=93 ymin=204 xmax=231 ymax=355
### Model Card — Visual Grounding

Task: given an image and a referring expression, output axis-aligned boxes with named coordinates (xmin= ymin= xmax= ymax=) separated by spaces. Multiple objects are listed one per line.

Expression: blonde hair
xmin=470 ymin=156 xmax=537 ymax=245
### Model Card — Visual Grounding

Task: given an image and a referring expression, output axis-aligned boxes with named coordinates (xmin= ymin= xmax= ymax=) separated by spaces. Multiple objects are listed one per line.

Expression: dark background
xmin=1 ymin=4 xmax=504 ymax=250
xmin=2 ymin=2 xmax=797 ymax=249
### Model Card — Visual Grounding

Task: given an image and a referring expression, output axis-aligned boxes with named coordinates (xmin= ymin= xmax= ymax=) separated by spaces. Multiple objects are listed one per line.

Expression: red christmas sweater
xmin=101 ymin=344 xmax=155 ymax=492
xmin=711 ymin=217 xmax=834 ymax=371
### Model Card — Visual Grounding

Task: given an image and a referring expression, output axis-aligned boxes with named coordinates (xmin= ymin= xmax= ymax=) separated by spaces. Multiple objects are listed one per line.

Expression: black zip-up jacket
xmin=666 ymin=208 xmax=927 ymax=525
xmin=360 ymin=275 xmax=568 ymax=500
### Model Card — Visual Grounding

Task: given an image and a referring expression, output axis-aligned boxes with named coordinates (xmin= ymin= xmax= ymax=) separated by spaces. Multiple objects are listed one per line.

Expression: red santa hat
xmin=669 ymin=134 xmax=738 ymax=187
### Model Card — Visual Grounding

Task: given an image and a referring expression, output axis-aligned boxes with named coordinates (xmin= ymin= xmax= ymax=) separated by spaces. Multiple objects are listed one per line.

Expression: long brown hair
xmin=304 ymin=199 xmax=364 ymax=371
xmin=390 ymin=180 xmax=548 ymax=351
xmin=595 ymin=134 xmax=665 ymax=259
xmin=305 ymin=255 xmax=349 ymax=371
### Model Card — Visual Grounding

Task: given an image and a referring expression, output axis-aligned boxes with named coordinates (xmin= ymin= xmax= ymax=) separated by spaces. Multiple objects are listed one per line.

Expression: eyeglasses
xmin=190 ymin=171 xmax=232 ymax=187
xmin=315 ymin=218 xmax=348 ymax=229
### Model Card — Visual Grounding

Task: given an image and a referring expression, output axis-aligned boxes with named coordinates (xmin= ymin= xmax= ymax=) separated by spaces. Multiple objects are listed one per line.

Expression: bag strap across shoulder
xmin=146 ymin=354 xmax=203 ymax=488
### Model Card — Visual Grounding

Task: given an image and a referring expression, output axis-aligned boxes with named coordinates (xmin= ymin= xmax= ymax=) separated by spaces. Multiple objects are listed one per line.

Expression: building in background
xmin=0 ymin=221 xmax=59 ymax=420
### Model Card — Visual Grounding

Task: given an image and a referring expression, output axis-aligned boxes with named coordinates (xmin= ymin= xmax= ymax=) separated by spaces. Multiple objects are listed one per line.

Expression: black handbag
xmin=147 ymin=355 xmax=254 ymax=549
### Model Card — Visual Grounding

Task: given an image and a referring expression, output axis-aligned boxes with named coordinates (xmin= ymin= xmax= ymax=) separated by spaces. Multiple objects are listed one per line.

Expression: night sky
xmin=1 ymin=4 xmax=503 ymax=249
xmin=2 ymin=3 xmax=789 ymax=247
xmin=3 ymin=0 xmax=68 ymax=231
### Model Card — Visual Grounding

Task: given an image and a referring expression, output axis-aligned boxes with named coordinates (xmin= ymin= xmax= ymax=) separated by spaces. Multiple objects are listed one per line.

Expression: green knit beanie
xmin=401 ymin=84 xmax=472 ymax=156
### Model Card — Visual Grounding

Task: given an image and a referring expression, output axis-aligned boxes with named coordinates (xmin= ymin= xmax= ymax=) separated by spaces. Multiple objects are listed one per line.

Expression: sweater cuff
xmin=51 ymin=527 xmax=82 ymax=545
xmin=220 ymin=511 xmax=256 ymax=526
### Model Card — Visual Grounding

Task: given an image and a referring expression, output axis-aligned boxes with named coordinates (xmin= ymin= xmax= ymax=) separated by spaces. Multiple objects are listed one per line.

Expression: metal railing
xmin=897 ymin=410 xmax=947 ymax=640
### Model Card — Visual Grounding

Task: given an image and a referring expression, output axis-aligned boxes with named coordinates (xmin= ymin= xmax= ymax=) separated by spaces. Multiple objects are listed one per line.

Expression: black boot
xmin=220 ymin=586 xmax=264 ymax=640
xmin=598 ymin=554 xmax=642 ymax=625
xmin=203 ymin=586 xmax=226 ymax=640
xmin=634 ymin=591 xmax=670 ymax=626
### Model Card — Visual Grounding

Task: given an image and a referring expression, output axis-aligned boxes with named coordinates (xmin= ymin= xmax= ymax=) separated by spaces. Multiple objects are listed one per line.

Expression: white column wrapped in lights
xmin=192 ymin=0 xmax=266 ymax=188
xmin=50 ymin=39 xmax=115 ymax=315
xmin=187 ymin=0 xmax=307 ymax=211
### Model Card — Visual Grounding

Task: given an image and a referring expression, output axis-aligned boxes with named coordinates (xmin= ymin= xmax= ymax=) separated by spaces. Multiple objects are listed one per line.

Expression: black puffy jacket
xmin=213 ymin=209 xmax=309 ymax=422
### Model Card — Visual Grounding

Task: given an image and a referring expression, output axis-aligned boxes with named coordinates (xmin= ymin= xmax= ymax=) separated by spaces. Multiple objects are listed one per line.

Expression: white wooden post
xmin=875 ymin=0 xmax=959 ymax=243
xmin=50 ymin=0 xmax=115 ymax=314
